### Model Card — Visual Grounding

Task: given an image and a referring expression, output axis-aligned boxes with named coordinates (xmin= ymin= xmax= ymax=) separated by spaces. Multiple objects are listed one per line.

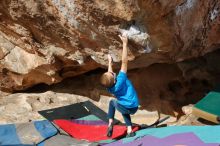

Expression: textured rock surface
xmin=0 ymin=0 xmax=220 ymax=91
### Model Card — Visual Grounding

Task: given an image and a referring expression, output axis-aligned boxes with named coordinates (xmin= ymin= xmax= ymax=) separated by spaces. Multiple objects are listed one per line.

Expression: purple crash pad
xmin=70 ymin=119 xmax=107 ymax=125
xmin=107 ymin=132 xmax=219 ymax=146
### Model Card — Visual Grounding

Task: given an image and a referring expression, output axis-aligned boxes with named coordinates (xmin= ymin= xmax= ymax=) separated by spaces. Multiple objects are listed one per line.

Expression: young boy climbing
xmin=100 ymin=35 xmax=139 ymax=137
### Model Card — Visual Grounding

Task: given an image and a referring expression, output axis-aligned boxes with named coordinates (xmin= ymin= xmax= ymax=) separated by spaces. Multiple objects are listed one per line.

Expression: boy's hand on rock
xmin=119 ymin=34 xmax=128 ymax=45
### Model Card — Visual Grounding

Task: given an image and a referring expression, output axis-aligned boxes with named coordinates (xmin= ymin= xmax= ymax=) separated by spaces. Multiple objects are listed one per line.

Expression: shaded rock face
xmin=25 ymin=50 xmax=220 ymax=115
xmin=0 ymin=0 xmax=220 ymax=91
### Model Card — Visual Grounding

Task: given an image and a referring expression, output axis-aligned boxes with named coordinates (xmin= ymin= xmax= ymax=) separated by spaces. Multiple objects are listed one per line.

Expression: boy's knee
xmin=110 ymin=99 xmax=117 ymax=106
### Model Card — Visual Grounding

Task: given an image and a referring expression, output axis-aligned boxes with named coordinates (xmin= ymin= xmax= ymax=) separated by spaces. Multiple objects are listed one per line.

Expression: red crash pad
xmin=54 ymin=119 xmax=139 ymax=142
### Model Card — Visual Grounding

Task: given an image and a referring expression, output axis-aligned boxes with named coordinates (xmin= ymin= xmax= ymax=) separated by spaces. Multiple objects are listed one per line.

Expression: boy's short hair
xmin=100 ymin=72 xmax=115 ymax=88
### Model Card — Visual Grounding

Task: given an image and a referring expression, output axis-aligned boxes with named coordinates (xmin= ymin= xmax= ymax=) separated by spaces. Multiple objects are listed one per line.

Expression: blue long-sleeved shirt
xmin=108 ymin=71 xmax=139 ymax=108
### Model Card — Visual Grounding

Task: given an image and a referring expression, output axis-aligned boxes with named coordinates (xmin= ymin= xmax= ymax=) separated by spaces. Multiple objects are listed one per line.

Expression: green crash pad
xmin=77 ymin=115 xmax=101 ymax=121
xmin=193 ymin=91 xmax=220 ymax=123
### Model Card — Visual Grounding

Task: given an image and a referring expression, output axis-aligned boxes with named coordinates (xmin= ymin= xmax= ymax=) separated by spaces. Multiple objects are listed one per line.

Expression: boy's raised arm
xmin=119 ymin=35 xmax=128 ymax=73
xmin=108 ymin=54 xmax=113 ymax=72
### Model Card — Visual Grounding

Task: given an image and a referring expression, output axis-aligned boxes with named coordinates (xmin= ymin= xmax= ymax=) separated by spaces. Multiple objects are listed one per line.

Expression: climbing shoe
xmin=107 ymin=124 xmax=114 ymax=137
xmin=126 ymin=132 xmax=136 ymax=138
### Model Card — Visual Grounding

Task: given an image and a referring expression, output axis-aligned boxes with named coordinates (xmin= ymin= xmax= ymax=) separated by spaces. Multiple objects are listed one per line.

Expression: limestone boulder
xmin=0 ymin=0 xmax=219 ymax=91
